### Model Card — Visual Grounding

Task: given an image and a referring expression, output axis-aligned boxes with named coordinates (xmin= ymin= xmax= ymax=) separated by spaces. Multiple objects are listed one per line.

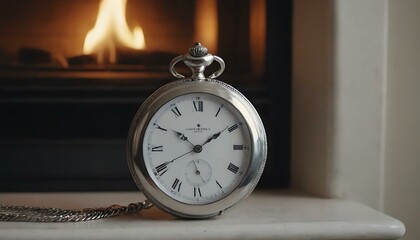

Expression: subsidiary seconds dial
xmin=142 ymin=93 xmax=251 ymax=204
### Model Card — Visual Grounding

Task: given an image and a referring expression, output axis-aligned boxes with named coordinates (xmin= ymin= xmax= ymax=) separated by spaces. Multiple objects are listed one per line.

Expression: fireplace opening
xmin=0 ymin=0 xmax=291 ymax=191
xmin=0 ymin=0 xmax=266 ymax=76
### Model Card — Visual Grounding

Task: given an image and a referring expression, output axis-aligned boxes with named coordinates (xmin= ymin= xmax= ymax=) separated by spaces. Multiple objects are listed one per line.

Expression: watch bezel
xmin=127 ymin=79 xmax=267 ymax=218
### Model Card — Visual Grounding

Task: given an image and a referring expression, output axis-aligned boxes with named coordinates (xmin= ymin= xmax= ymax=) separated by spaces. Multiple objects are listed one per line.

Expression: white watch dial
xmin=142 ymin=93 xmax=251 ymax=204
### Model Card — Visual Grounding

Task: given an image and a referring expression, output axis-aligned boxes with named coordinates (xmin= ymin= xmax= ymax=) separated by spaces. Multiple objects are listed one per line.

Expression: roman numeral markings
xmin=193 ymin=100 xmax=203 ymax=112
xmin=171 ymin=106 xmax=181 ymax=118
xmin=227 ymin=163 xmax=239 ymax=174
xmin=151 ymin=145 xmax=163 ymax=152
xmin=155 ymin=162 xmax=168 ymax=176
xmin=172 ymin=178 xmax=182 ymax=192
xmin=233 ymin=145 xmax=244 ymax=150
xmin=215 ymin=104 xmax=223 ymax=117
xmin=228 ymin=124 xmax=238 ymax=133
xmin=194 ymin=187 xmax=202 ymax=197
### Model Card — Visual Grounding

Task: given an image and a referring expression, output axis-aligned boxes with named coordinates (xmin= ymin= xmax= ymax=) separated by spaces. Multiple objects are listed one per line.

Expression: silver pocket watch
xmin=127 ymin=42 xmax=267 ymax=218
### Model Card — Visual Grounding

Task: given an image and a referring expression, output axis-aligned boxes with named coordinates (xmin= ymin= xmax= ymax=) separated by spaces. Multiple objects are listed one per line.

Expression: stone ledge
xmin=0 ymin=190 xmax=405 ymax=240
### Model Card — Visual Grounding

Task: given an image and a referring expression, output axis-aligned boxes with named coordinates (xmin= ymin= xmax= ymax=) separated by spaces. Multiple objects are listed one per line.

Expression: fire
xmin=83 ymin=0 xmax=146 ymax=63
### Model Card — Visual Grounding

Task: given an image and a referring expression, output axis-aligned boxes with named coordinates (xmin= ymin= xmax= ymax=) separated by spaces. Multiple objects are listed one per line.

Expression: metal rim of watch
xmin=126 ymin=79 xmax=267 ymax=219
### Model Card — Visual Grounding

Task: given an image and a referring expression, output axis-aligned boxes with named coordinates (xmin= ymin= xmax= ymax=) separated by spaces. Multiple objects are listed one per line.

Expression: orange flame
xmin=83 ymin=0 xmax=145 ymax=63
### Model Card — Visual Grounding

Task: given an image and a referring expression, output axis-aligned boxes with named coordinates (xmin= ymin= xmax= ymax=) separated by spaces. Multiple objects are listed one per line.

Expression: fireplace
xmin=0 ymin=0 xmax=291 ymax=191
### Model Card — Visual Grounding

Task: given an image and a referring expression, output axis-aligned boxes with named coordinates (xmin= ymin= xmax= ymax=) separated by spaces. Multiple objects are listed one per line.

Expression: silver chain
xmin=0 ymin=200 xmax=153 ymax=222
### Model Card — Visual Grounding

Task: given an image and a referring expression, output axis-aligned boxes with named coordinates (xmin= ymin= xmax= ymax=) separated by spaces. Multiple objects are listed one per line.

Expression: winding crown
xmin=188 ymin=42 xmax=208 ymax=57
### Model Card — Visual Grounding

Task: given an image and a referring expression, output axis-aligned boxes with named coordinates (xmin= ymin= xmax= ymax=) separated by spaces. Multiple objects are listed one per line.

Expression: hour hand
xmin=171 ymin=129 xmax=195 ymax=146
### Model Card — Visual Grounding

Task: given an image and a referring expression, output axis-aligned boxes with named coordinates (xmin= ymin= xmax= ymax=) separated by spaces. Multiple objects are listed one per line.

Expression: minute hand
xmin=159 ymin=149 xmax=194 ymax=170
xmin=201 ymin=126 xmax=228 ymax=146
xmin=170 ymin=149 xmax=194 ymax=163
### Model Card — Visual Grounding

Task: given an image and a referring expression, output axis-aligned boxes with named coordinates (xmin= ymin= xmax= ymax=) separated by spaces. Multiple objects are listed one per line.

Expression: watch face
xmin=142 ymin=93 xmax=251 ymax=205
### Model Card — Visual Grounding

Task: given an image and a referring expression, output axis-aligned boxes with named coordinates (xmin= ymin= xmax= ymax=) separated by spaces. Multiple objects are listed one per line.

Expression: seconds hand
xmin=192 ymin=160 xmax=205 ymax=183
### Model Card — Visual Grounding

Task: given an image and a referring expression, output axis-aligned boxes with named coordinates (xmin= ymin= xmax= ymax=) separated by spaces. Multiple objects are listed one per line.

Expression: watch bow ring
xmin=169 ymin=42 xmax=225 ymax=80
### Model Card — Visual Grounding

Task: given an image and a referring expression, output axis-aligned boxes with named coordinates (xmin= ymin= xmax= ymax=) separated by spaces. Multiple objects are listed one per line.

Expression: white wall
xmin=292 ymin=0 xmax=420 ymax=238
xmin=292 ymin=0 xmax=335 ymax=198
xmin=331 ymin=0 xmax=388 ymax=209
xmin=384 ymin=1 xmax=420 ymax=239
xmin=292 ymin=0 xmax=387 ymax=209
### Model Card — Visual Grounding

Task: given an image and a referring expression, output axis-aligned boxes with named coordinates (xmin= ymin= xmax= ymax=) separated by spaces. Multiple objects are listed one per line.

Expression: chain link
xmin=0 ymin=200 xmax=153 ymax=222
